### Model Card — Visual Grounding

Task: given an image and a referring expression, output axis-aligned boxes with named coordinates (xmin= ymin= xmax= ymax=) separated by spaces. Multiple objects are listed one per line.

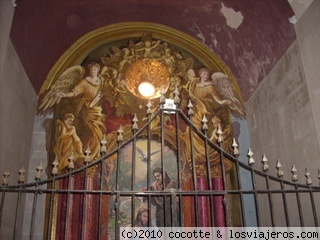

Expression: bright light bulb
xmin=138 ymin=82 xmax=155 ymax=97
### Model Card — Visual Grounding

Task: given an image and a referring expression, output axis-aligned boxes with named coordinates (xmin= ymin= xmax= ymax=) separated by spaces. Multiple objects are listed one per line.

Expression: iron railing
xmin=0 ymin=102 xmax=320 ymax=239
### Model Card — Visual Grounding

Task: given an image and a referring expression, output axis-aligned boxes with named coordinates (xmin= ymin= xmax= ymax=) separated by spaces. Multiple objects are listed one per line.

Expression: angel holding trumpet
xmin=39 ymin=62 xmax=107 ymax=167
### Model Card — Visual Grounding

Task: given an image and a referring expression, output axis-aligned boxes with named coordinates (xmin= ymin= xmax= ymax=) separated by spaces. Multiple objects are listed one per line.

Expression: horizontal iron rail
xmin=0 ymin=188 xmax=319 ymax=195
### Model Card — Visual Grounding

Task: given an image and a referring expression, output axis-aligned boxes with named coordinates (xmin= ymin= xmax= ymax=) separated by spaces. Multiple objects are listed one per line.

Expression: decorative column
xmin=196 ymin=176 xmax=210 ymax=226
xmin=82 ymin=172 xmax=100 ymax=239
xmin=54 ymin=149 xmax=102 ymax=240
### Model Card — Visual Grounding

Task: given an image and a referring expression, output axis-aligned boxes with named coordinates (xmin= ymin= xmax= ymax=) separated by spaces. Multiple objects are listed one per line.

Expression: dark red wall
xmin=11 ymin=0 xmax=295 ymax=100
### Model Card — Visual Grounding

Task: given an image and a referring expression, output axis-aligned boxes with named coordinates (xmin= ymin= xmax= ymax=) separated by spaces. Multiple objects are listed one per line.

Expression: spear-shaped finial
xmin=35 ymin=162 xmax=43 ymax=181
xmin=68 ymin=152 xmax=75 ymax=170
xmin=2 ymin=170 xmax=10 ymax=186
xmin=146 ymin=100 xmax=152 ymax=114
xmin=187 ymin=99 xmax=194 ymax=116
xmin=117 ymin=125 xmax=124 ymax=142
xmin=132 ymin=114 xmax=139 ymax=131
xmin=290 ymin=165 xmax=298 ymax=182
xmin=202 ymin=115 xmax=208 ymax=131
xmin=262 ymin=154 xmax=269 ymax=172
xmin=84 ymin=146 xmax=91 ymax=164
xmin=160 ymin=86 xmax=166 ymax=105
xmin=305 ymin=168 xmax=312 ymax=185
xmin=276 ymin=160 xmax=284 ymax=178
xmin=173 ymin=86 xmax=180 ymax=105
xmin=232 ymin=138 xmax=239 ymax=157
xmin=52 ymin=156 xmax=59 ymax=176
xmin=18 ymin=166 xmax=26 ymax=184
xmin=100 ymin=134 xmax=107 ymax=154
xmin=217 ymin=125 xmax=223 ymax=143
xmin=248 ymin=148 xmax=255 ymax=165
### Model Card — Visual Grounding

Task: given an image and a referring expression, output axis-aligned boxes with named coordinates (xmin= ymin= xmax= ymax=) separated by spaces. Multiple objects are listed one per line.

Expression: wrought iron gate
xmin=0 ymin=100 xmax=320 ymax=239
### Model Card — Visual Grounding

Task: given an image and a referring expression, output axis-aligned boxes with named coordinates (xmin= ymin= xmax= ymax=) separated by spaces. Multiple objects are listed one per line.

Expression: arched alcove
xmin=37 ymin=22 xmax=248 ymax=239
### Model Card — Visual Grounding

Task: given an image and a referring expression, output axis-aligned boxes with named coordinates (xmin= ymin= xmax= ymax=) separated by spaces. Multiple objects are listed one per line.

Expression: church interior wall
xmin=0 ymin=0 xmax=319 ymax=237
xmin=0 ymin=1 xmax=38 ymax=238
xmin=245 ymin=0 xmax=320 ymax=226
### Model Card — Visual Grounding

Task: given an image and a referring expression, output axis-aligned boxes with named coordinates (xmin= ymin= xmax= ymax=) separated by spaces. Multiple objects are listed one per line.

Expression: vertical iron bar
xmin=115 ymin=192 xmax=120 ymax=239
xmin=265 ymin=175 xmax=275 ymax=227
xmin=234 ymin=161 xmax=246 ymax=227
xmin=250 ymin=168 xmax=261 ymax=227
xmin=13 ymin=186 xmax=22 ymax=240
xmin=147 ymin=193 xmax=152 ymax=228
xmin=280 ymin=180 xmax=290 ymax=227
xmin=171 ymin=191 xmax=177 ymax=226
xmin=81 ymin=165 xmax=88 ymax=240
xmin=218 ymin=141 xmax=228 ymax=227
xmin=98 ymin=160 xmax=104 ymax=240
xmin=47 ymin=178 xmax=56 ymax=240
xmin=147 ymin=108 xmax=152 ymax=227
xmin=203 ymin=130 xmax=214 ymax=226
xmin=64 ymin=173 xmax=73 ymax=240
xmin=309 ymin=186 xmax=319 ymax=227
xmin=294 ymin=185 xmax=304 ymax=227
xmin=131 ymin=130 xmax=137 ymax=226
xmin=115 ymin=140 xmax=122 ymax=239
xmin=160 ymin=107 xmax=167 ymax=226
xmin=0 ymin=191 xmax=6 ymax=229
xmin=189 ymin=116 xmax=199 ymax=227
xmin=30 ymin=180 xmax=40 ymax=240
xmin=147 ymin=109 xmax=152 ymax=189
xmin=175 ymin=110 xmax=182 ymax=226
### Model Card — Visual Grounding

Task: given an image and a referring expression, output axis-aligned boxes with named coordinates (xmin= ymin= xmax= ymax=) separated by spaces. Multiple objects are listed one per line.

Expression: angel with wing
xmin=184 ymin=68 xmax=243 ymax=176
xmin=38 ymin=62 xmax=106 ymax=167
xmin=210 ymin=71 xmax=246 ymax=118
xmin=191 ymin=68 xmax=246 ymax=119
xmin=134 ymin=32 xmax=161 ymax=59
xmin=53 ymin=113 xmax=84 ymax=171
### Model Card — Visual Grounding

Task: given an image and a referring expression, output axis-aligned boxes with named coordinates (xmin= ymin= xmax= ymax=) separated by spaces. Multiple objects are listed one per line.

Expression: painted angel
xmin=193 ymin=68 xmax=231 ymax=106
xmin=38 ymin=62 xmax=106 ymax=162
xmin=134 ymin=32 xmax=161 ymax=58
xmin=53 ymin=113 xmax=84 ymax=171
xmin=191 ymin=68 xmax=246 ymax=118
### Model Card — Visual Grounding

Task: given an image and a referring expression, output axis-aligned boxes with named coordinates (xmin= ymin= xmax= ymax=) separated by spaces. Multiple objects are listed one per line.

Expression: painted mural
xmin=38 ymin=29 xmax=246 ymax=238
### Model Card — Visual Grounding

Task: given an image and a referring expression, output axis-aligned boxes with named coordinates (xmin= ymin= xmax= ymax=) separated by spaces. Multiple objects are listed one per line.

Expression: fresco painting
xmin=37 ymin=27 xmax=246 ymax=238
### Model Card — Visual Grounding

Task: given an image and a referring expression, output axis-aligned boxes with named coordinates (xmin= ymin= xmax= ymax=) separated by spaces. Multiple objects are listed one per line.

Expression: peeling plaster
xmin=220 ymin=2 xmax=244 ymax=29
xmin=11 ymin=1 xmax=297 ymax=100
